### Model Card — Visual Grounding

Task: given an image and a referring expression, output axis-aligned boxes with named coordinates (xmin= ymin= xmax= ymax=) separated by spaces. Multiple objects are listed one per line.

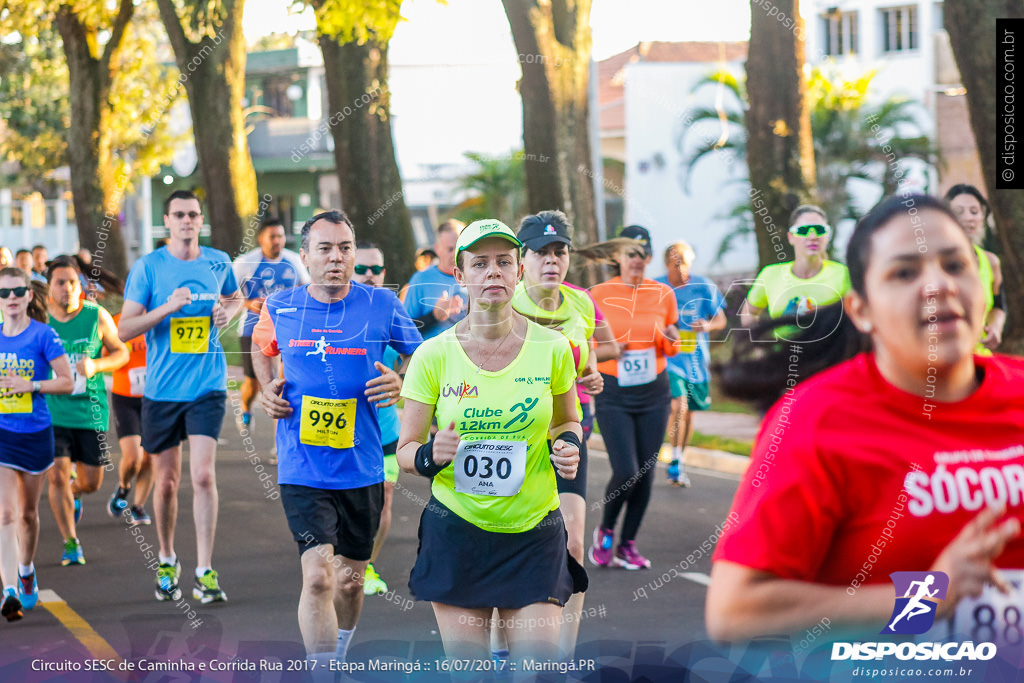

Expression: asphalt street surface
xmin=0 ymin=397 xmax=749 ymax=682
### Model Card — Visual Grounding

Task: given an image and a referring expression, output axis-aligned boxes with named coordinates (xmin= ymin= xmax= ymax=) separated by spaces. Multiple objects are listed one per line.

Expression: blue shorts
xmin=141 ymin=391 xmax=227 ymax=454
xmin=0 ymin=426 xmax=55 ymax=475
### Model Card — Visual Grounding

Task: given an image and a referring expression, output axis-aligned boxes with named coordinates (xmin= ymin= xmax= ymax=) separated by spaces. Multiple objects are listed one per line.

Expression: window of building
xmin=821 ymin=10 xmax=859 ymax=56
xmin=880 ymin=5 xmax=918 ymax=53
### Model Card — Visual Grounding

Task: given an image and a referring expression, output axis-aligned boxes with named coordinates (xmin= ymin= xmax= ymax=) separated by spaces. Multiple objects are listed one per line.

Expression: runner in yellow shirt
xmin=398 ymin=219 xmax=585 ymax=666
xmin=740 ymin=205 xmax=850 ymax=330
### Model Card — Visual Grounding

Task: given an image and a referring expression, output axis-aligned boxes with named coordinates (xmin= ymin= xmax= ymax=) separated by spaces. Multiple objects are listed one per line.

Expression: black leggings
xmin=595 ymin=373 xmax=671 ymax=542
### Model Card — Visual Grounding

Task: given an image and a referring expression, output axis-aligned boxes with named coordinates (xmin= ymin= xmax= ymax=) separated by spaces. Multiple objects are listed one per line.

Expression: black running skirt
xmin=409 ymin=498 xmax=588 ymax=609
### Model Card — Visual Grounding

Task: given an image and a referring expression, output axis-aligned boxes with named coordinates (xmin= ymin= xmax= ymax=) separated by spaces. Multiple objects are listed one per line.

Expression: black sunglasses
xmin=354 ymin=265 xmax=384 ymax=275
xmin=0 ymin=287 xmax=28 ymax=299
xmin=170 ymin=211 xmax=201 ymax=220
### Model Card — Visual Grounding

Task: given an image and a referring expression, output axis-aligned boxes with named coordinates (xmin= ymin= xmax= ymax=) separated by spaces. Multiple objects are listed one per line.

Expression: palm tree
xmin=677 ymin=66 xmax=939 ymax=262
xmin=453 ymin=151 xmax=527 ymax=226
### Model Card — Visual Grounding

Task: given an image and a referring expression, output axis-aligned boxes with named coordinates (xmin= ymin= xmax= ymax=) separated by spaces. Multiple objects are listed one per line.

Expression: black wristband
xmin=555 ymin=430 xmax=583 ymax=451
xmin=994 ymin=285 xmax=1006 ymax=311
xmin=414 ymin=439 xmax=447 ymax=477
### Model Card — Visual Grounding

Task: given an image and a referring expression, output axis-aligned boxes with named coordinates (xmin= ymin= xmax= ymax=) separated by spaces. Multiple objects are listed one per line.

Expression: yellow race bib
xmin=170 ymin=317 xmax=210 ymax=354
xmin=299 ymin=396 xmax=356 ymax=449
xmin=0 ymin=391 xmax=32 ymax=414
xmin=678 ymin=330 xmax=697 ymax=354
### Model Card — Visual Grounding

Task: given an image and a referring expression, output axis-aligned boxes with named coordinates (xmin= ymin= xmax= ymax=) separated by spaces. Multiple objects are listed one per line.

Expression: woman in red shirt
xmin=579 ymin=226 xmax=680 ymax=570
xmin=708 ymin=195 xmax=1024 ymax=643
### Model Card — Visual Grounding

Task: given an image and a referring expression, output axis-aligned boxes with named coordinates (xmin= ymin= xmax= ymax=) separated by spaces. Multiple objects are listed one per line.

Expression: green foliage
xmin=452 ymin=151 xmax=527 ymax=226
xmin=0 ymin=1 xmax=184 ymax=196
xmin=0 ymin=33 xmax=68 ymax=191
xmin=303 ymin=0 xmax=406 ymax=44
xmin=677 ymin=65 xmax=939 ymax=263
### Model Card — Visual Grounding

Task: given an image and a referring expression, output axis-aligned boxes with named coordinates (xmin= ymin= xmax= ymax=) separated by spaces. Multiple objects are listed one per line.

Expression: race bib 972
xmin=170 ymin=317 xmax=209 ymax=354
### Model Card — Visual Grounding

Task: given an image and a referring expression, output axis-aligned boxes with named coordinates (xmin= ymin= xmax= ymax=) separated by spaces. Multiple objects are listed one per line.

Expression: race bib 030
xmin=453 ymin=440 xmax=527 ymax=497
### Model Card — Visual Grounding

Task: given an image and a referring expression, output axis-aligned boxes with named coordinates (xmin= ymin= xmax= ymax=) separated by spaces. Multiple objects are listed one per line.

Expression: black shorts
xmin=409 ymin=499 xmax=588 ymax=609
xmin=54 ymin=426 xmax=110 ymax=468
xmin=141 ymin=391 xmax=227 ymax=454
xmin=111 ymin=393 xmax=143 ymax=439
xmin=240 ymin=336 xmax=255 ymax=380
xmin=556 ymin=438 xmax=588 ymax=499
xmin=280 ymin=483 xmax=384 ymax=561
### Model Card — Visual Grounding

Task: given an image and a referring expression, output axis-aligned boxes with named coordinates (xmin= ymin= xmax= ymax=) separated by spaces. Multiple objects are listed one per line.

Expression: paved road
xmin=0 ymin=394 xmax=743 ymax=682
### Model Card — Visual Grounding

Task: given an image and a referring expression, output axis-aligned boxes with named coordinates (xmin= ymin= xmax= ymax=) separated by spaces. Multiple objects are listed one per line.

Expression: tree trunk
xmin=946 ymin=3 xmax=1024 ymax=354
xmin=502 ymin=0 xmax=598 ymax=285
xmin=156 ymin=0 xmax=257 ymax=256
xmin=744 ymin=0 xmax=815 ymax=269
xmin=55 ymin=4 xmax=132 ymax=277
xmin=317 ymin=36 xmax=417 ymax=288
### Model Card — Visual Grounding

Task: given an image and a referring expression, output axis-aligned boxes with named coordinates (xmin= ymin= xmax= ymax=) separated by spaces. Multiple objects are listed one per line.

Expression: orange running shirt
xmin=111 ymin=312 xmax=147 ymax=397
xmin=591 ymin=277 xmax=679 ymax=378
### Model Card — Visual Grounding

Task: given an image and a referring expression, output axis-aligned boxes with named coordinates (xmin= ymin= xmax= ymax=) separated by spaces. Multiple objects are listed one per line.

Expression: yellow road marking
xmin=40 ymin=589 xmax=126 ymax=675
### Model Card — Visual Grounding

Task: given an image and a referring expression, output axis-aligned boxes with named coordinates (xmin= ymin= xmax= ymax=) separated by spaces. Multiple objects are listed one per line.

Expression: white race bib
xmin=128 ymin=366 xmax=146 ymax=396
xmin=454 ymin=440 xmax=527 ymax=497
xmin=952 ymin=569 xmax=1024 ymax=648
xmin=617 ymin=348 xmax=656 ymax=387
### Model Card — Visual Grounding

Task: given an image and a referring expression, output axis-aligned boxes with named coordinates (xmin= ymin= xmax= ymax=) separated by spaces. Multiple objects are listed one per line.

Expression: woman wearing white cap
xmin=398 ymin=219 xmax=586 ymax=664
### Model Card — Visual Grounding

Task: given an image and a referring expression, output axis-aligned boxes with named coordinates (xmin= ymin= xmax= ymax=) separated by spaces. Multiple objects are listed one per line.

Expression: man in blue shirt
xmin=252 ymin=210 xmax=421 ymax=670
xmin=118 ymin=190 xmax=245 ymax=604
xmin=401 ymin=219 xmax=466 ymax=339
xmin=232 ymin=217 xmax=309 ymax=428
xmin=655 ymin=241 xmax=726 ymax=487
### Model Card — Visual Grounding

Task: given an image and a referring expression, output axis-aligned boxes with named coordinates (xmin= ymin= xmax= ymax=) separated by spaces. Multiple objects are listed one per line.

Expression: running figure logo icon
xmin=305 ymin=336 xmax=330 ymax=362
xmin=881 ymin=571 xmax=949 ymax=635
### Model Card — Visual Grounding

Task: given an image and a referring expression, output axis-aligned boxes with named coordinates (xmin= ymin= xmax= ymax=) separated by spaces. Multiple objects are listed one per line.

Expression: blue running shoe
xmin=73 ymin=496 xmax=83 ymax=525
xmin=17 ymin=572 xmax=38 ymax=610
xmin=61 ymin=538 xmax=85 ymax=566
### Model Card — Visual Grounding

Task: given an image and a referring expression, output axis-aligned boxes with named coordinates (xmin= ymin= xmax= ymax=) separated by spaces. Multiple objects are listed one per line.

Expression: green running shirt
xmin=46 ymin=301 xmax=108 ymax=430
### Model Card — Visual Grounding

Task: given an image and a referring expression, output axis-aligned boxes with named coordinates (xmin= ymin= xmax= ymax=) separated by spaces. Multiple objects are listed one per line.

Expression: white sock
xmin=306 ymin=652 xmax=337 ymax=683
xmin=196 ymin=566 xmax=212 ymax=578
xmin=159 ymin=554 xmax=177 ymax=566
xmin=19 ymin=563 xmax=34 ymax=577
xmin=335 ymin=627 xmax=355 ymax=661
xmin=673 ymin=446 xmax=683 ymax=460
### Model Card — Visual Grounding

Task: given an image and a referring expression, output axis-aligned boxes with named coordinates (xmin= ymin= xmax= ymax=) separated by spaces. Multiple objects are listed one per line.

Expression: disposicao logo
xmin=882 ymin=571 xmax=948 ymax=635
xmin=831 ymin=570 xmax=997 ymax=664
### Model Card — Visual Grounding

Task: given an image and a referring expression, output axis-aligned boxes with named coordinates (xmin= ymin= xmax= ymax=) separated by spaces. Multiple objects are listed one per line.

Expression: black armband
xmin=555 ymin=430 xmax=583 ymax=451
xmin=414 ymin=439 xmax=447 ymax=477
xmin=994 ymin=285 xmax=1006 ymax=311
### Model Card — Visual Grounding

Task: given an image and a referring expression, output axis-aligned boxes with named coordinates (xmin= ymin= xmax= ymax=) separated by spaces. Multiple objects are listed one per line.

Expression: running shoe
xmin=587 ymin=526 xmax=615 ymax=567
xmin=17 ymin=572 xmax=38 ymax=610
xmin=107 ymin=486 xmax=130 ymax=518
xmin=667 ymin=459 xmax=679 ymax=481
xmin=1 ymin=588 xmax=22 ymax=622
xmin=155 ymin=561 xmax=182 ymax=601
xmin=614 ymin=541 xmax=651 ymax=570
xmin=61 ymin=538 xmax=85 ymax=566
xmin=242 ymin=412 xmax=252 ymax=426
xmin=128 ymin=505 xmax=152 ymax=526
xmin=362 ymin=564 xmax=388 ymax=596
xmin=73 ymin=495 xmax=83 ymax=525
xmin=193 ymin=569 xmax=227 ymax=604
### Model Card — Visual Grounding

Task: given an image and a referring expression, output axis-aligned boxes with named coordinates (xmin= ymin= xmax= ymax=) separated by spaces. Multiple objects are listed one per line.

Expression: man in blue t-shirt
xmin=655 ymin=241 xmax=726 ymax=488
xmin=252 ymin=210 xmax=421 ymax=668
xmin=401 ymin=219 xmax=467 ymax=339
xmin=232 ymin=217 xmax=309 ymax=428
xmin=119 ymin=190 xmax=245 ymax=604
